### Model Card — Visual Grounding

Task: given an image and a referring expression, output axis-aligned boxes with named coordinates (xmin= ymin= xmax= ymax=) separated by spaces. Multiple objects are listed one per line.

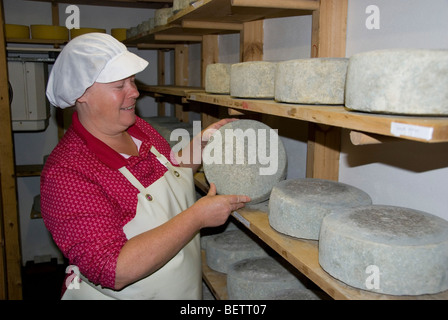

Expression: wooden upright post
xmin=306 ymin=0 xmax=347 ymax=181
xmin=175 ymin=44 xmax=189 ymax=122
xmin=0 ymin=0 xmax=23 ymax=300
xmin=240 ymin=20 xmax=263 ymax=62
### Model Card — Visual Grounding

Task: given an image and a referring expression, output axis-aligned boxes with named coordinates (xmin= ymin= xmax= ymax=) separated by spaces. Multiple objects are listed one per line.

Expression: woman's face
xmin=76 ymin=75 xmax=140 ymax=135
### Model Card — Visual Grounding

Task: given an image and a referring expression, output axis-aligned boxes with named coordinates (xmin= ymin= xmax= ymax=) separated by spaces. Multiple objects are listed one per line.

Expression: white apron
xmin=62 ymin=146 xmax=201 ymax=300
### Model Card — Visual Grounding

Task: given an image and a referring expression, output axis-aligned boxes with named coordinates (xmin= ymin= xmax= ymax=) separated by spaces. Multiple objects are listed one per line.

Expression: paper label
xmin=232 ymin=211 xmax=250 ymax=229
xmin=390 ymin=122 xmax=433 ymax=141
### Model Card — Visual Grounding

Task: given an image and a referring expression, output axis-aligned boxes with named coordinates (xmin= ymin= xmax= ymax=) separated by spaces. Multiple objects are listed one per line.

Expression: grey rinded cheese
xmin=275 ymin=58 xmax=349 ymax=104
xmin=319 ymin=205 xmax=448 ymax=295
xmin=205 ymin=229 xmax=268 ymax=274
xmin=200 ymin=219 xmax=240 ymax=250
xmin=173 ymin=0 xmax=196 ymax=13
xmin=205 ymin=63 xmax=232 ymax=94
xmin=154 ymin=7 xmax=173 ymax=27
xmin=230 ymin=61 xmax=277 ymax=98
xmin=268 ymin=178 xmax=372 ymax=240
xmin=345 ymin=49 xmax=448 ymax=115
xmin=226 ymin=256 xmax=308 ymax=300
xmin=202 ymin=119 xmax=287 ymax=204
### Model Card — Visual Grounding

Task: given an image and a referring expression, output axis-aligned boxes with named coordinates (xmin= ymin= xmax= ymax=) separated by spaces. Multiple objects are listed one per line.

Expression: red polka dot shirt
xmin=40 ymin=111 xmax=176 ymax=289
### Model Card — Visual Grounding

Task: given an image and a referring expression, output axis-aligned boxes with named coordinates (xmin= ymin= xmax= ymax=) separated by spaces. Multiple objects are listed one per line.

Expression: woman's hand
xmin=192 ymin=183 xmax=251 ymax=228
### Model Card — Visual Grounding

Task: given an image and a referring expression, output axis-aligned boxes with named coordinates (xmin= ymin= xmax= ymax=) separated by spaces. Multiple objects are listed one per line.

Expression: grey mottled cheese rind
xmin=319 ymin=205 xmax=448 ymax=295
xmin=230 ymin=62 xmax=277 ymax=98
xmin=205 ymin=230 xmax=268 ymax=274
xmin=345 ymin=49 xmax=448 ymax=115
xmin=268 ymin=178 xmax=372 ymax=240
xmin=227 ymin=257 xmax=308 ymax=300
xmin=275 ymin=58 xmax=348 ymax=104
xmin=154 ymin=7 xmax=173 ymax=27
xmin=202 ymin=119 xmax=287 ymax=204
xmin=205 ymin=63 xmax=232 ymax=94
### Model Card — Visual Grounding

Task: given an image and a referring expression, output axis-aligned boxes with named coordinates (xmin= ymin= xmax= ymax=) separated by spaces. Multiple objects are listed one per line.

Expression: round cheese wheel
xmin=205 ymin=63 xmax=232 ymax=94
xmin=205 ymin=230 xmax=268 ymax=274
xmin=269 ymin=178 xmax=372 ymax=240
xmin=227 ymin=256 xmax=308 ymax=300
xmin=70 ymin=28 xmax=105 ymax=39
xmin=230 ymin=62 xmax=277 ymax=98
xmin=345 ymin=49 xmax=448 ymax=115
xmin=319 ymin=205 xmax=448 ymax=295
xmin=203 ymin=119 xmax=287 ymax=204
xmin=154 ymin=7 xmax=173 ymax=27
xmin=31 ymin=25 xmax=69 ymax=41
xmin=275 ymin=58 xmax=348 ymax=104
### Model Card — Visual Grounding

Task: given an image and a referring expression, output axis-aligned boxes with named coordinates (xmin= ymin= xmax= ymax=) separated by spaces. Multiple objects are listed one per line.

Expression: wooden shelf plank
xmin=15 ymin=164 xmax=44 ymax=177
xmin=169 ymin=0 xmax=315 ymax=25
xmin=125 ymin=0 xmax=316 ymax=45
xmin=187 ymin=92 xmax=448 ymax=143
xmin=231 ymin=208 xmax=448 ymax=300
xmin=202 ymin=250 xmax=228 ymax=300
xmin=138 ymin=84 xmax=204 ymax=96
xmin=27 ymin=0 xmax=172 ymax=9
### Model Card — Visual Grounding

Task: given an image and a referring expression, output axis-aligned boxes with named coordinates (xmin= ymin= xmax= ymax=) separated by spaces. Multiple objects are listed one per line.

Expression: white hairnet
xmin=46 ymin=32 xmax=148 ymax=109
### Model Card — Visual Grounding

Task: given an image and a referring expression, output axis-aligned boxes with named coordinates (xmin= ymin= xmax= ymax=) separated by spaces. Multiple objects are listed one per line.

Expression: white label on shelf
xmin=232 ymin=211 xmax=250 ymax=229
xmin=189 ymin=94 xmax=196 ymax=100
xmin=192 ymin=0 xmax=203 ymax=8
xmin=390 ymin=122 xmax=434 ymax=141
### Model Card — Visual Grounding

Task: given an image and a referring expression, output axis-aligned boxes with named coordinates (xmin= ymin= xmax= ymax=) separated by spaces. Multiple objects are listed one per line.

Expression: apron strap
xmin=118 ymin=167 xmax=147 ymax=193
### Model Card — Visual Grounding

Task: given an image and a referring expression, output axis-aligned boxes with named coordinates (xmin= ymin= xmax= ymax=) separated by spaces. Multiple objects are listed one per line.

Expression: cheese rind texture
xmin=227 ymin=256 xmax=308 ymax=300
xmin=275 ymin=58 xmax=348 ymax=104
xmin=345 ymin=49 xmax=448 ymax=115
xmin=230 ymin=62 xmax=277 ymax=98
xmin=269 ymin=178 xmax=372 ymax=240
xmin=319 ymin=205 xmax=448 ymax=295
xmin=203 ymin=119 xmax=287 ymax=204
xmin=205 ymin=230 xmax=268 ymax=274
xmin=205 ymin=63 xmax=232 ymax=94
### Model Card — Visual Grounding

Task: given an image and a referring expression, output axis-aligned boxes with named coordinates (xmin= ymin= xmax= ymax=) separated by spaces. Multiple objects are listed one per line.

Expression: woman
xmin=41 ymin=33 xmax=250 ymax=299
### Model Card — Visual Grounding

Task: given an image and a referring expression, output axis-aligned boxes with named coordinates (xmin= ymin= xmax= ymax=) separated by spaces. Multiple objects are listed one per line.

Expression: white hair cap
xmin=46 ymin=32 xmax=148 ymax=109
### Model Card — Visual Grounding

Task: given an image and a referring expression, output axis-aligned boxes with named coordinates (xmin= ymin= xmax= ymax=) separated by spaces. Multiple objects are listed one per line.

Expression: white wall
xmin=5 ymin=0 xmax=448 ymax=264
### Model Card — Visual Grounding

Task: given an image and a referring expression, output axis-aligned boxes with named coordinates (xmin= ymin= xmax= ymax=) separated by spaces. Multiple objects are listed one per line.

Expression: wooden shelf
xmin=202 ymin=250 xmax=228 ymax=300
xmin=27 ymin=0 xmax=172 ymax=9
xmin=138 ymin=84 xmax=204 ymax=96
xmin=187 ymin=92 xmax=448 ymax=143
xmin=15 ymin=164 xmax=44 ymax=177
xmin=125 ymin=0 xmax=316 ymax=45
xmin=6 ymin=38 xmax=67 ymax=45
xmin=194 ymin=173 xmax=448 ymax=300
xmin=231 ymin=207 xmax=448 ymax=300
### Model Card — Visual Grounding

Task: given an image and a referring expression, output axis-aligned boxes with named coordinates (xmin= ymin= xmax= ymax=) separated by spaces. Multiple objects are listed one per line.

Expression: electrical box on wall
xmin=8 ymin=60 xmax=50 ymax=131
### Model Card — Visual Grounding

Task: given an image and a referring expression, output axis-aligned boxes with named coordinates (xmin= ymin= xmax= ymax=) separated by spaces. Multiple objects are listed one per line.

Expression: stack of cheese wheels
xmin=268 ymin=178 xmax=372 ymax=240
xmin=319 ymin=205 xmax=448 ymax=295
xmin=275 ymin=58 xmax=349 ymax=104
xmin=226 ymin=256 xmax=308 ymax=300
xmin=154 ymin=7 xmax=173 ymax=27
xmin=345 ymin=49 xmax=448 ymax=115
xmin=205 ymin=229 xmax=268 ymax=274
xmin=205 ymin=63 xmax=232 ymax=94
xmin=70 ymin=28 xmax=106 ymax=39
xmin=230 ymin=61 xmax=277 ymax=98
xmin=200 ymin=219 xmax=239 ymax=250
xmin=202 ymin=119 xmax=287 ymax=204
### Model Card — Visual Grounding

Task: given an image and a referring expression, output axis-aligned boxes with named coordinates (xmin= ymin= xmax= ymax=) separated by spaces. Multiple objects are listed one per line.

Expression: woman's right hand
xmin=192 ymin=183 xmax=251 ymax=228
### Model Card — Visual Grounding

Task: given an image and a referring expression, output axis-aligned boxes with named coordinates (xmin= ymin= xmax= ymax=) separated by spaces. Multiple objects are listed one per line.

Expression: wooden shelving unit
xmin=2 ymin=0 xmax=446 ymax=300
xmin=195 ymin=172 xmax=448 ymax=300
